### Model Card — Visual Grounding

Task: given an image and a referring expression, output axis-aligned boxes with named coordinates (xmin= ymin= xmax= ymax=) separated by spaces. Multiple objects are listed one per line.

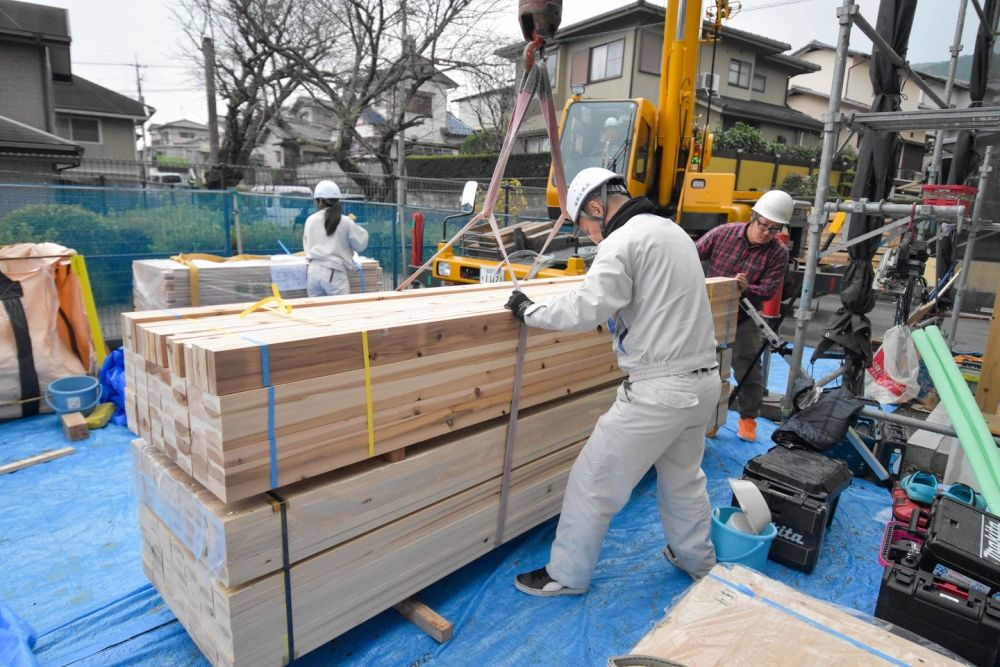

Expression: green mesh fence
xmin=0 ymin=184 xmax=504 ymax=340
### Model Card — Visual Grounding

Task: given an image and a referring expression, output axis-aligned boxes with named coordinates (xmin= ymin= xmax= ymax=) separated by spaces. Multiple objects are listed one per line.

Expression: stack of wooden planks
xmin=132 ymin=257 xmax=384 ymax=311
xmin=126 ymin=276 xmax=740 ymax=666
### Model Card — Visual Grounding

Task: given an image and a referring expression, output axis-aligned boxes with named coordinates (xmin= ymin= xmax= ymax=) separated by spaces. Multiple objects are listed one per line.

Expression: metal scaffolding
xmin=783 ymin=0 xmax=1000 ymax=417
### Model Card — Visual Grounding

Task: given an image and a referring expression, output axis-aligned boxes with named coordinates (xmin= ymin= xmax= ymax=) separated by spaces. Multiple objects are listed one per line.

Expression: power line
xmin=75 ymin=61 xmax=188 ymax=69
xmin=741 ymin=0 xmax=822 ymax=12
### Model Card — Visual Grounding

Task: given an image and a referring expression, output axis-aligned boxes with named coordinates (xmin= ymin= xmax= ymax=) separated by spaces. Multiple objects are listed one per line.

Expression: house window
xmin=545 ymin=51 xmax=558 ymax=86
xmin=179 ymin=131 xmax=195 ymax=139
xmin=752 ymin=74 xmax=766 ymax=93
xmin=589 ymin=39 xmax=624 ymax=82
xmin=56 ymin=116 xmax=101 ymax=143
xmin=728 ymin=59 xmax=751 ymax=89
xmin=407 ymin=92 xmax=433 ymax=115
xmin=639 ymin=30 xmax=663 ymax=75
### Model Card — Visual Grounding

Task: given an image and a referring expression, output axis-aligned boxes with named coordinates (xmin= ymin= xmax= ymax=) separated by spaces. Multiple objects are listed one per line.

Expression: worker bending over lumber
xmin=695 ymin=190 xmax=791 ymax=442
xmin=505 ymin=167 xmax=720 ymax=595
xmin=304 ymin=180 xmax=369 ymax=296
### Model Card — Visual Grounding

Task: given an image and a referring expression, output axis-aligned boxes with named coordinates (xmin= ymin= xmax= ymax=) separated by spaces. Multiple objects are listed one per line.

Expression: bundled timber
xmin=123 ymin=277 xmax=740 ymax=503
xmin=130 ymin=277 xmax=741 ymax=666
xmin=132 ymin=257 xmax=384 ymax=311
xmin=133 ymin=385 xmax=616 ymax=588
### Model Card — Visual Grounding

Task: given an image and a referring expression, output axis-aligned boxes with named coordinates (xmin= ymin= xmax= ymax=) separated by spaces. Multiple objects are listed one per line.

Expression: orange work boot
xmin=737 ymin=418 xmax=757 ymax=442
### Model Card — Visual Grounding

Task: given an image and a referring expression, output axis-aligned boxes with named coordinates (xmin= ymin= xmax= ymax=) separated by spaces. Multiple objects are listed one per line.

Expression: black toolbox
xmin=919 ymin=496 xmax=1000 ymax=595
xmin=736 ymin=446 xmax=853 ymax=573
xmin=875 ymin=564 xmax=1000 ymax=666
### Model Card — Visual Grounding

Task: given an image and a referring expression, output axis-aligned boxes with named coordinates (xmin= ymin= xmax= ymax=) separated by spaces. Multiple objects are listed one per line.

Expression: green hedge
xmin=406 ymin=152 xmax=552 ymax=179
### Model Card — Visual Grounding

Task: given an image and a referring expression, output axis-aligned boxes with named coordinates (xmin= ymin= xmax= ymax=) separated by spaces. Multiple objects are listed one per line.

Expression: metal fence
xmin=0 ymin=183 xmax=543 ymax=342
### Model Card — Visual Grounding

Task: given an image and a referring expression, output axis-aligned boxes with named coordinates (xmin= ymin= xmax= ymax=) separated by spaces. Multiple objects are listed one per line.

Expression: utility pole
xmin=396 ymin=0 xmax=409 ymax=285
xmin=203 ymin=36 xmax=221 ymax=166
xmin=134 ymin=56 xmax=150 ymax=172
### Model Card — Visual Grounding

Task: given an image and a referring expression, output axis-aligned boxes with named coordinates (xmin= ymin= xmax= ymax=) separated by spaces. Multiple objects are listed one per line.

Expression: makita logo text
xmin=777 ymin=524 xmax=805 ymax=545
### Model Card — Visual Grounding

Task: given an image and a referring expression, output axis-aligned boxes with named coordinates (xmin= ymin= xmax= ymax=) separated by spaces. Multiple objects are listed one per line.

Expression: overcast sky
xmin=50 ymin=0 xmax=982 ymax=126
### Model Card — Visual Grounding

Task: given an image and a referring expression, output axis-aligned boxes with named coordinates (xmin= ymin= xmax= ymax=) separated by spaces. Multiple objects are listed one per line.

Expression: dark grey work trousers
xmin=732 ymin=317 xmax=765 ymax=419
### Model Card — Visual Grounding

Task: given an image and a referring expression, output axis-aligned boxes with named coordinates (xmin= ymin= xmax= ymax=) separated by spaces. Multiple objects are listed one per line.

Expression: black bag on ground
xmin=771 ymin=386 xmax=865 ymax=452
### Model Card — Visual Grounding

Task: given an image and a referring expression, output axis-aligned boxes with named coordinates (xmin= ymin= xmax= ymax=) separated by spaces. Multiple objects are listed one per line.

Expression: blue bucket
xmin=711 ymin=506 xmax=777 ymax=572
xmin=45 ymin=375 xmax=101 ymax=416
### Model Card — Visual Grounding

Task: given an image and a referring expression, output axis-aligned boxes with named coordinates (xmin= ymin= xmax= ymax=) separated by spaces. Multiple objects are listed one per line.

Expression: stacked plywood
xmin=627 ymin=564 xmax=962 ymax=665
xmin=132 ymin=257 xmax=383 ymax=311
xmin=125 ymin=276 xmax=740 ymax=666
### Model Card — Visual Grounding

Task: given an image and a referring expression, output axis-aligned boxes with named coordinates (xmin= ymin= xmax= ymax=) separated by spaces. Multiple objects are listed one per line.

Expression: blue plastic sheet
xmin=0 ymin=350 xmax=892 ymax=666
xmin=0 ymin=601 xmax=37 ymax=667
xmin=98 ymin=348 xmax=128 ymax=427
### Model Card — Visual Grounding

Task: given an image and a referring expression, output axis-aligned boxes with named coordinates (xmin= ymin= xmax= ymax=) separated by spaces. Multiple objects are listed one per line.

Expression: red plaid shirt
xmin=695 ymin=222 xmax=789 ymax=314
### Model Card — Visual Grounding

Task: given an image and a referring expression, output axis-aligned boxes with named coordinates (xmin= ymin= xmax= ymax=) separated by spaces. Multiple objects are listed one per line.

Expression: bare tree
xmin=243 ymin=0 xmax=509 ymax=199
xmin=457 ymin=55 xmax=516 ymax=154
xmin=177 ymin=0 xmax=322 ymax=183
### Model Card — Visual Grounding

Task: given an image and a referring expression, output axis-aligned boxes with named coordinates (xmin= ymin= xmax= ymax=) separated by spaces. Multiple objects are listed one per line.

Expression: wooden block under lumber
xmin=393 ymin=598 xmax=452 ymax=643
xmin=61 ymin=412 xmax=89 ymax=441
xmin=0 ymin=447 xmax=75 ymax=475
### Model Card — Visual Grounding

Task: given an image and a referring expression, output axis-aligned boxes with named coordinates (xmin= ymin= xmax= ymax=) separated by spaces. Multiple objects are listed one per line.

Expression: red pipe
xmin=762 ymin=231 xmax=790 ymax=317
xmin=411 ymin=212 xmax=425 ymax=266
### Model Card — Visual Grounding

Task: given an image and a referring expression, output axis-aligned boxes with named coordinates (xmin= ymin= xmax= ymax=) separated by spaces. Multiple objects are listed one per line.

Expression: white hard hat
xmin=313 ymin=180 xmax=342 ymax=199
xmin=567 ymin=167 xmax=626 ymax=224
xmin=604 ymin=117 xmax=621 ymax=128
xmin=752 ymin=190 xmax=794 ymax=226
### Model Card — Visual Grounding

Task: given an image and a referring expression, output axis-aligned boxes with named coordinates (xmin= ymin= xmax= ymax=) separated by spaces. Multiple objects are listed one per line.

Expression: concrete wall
xmin=0 ymin=43 xmax=48 ymax=129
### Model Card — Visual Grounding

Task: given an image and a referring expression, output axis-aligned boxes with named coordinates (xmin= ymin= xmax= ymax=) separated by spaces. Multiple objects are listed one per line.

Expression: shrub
xmin=713 ymin=122 xmax=770 ymax=154
xmin=0 ymin=204 xmax=113 ymax=255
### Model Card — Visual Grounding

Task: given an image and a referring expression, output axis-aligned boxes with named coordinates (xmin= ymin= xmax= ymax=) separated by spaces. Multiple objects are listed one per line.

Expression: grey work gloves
xmin=505 ymin=289 xmax=534 ymax=322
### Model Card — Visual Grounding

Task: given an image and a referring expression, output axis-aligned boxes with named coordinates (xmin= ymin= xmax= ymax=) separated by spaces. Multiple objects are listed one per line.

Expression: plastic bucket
xmin=45 ymin=375 xmax=101 ymax=416
xmin=711 ymin=506 xmax=777 ymax=572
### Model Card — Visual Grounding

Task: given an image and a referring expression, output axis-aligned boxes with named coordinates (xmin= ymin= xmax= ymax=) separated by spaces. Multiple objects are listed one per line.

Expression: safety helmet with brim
xmin=313 ymin=180 xmax=342 ymax=200
xmin=751 ymin=189 xmax=793 ymax=226
xmin=567 ymin=167 xmax=628 ymax=232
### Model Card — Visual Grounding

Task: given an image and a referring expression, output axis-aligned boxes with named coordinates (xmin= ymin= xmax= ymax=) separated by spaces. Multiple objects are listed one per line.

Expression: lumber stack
xmin=132 ymin=257 xmax=384 ymax=311
xmin=126 ymin=277 xmax=739 ymax=666
xmin=122 ymin=277 xmax=738 ymax=503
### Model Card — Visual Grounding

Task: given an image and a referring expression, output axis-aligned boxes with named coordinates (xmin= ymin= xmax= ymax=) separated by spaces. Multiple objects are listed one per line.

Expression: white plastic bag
xmin=865 ymin=324 xmax=920 ymax=404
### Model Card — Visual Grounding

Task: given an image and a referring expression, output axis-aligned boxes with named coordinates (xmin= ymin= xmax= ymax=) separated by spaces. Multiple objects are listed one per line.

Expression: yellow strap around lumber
xmin=171 ymin=252 xmax=271 ymax=307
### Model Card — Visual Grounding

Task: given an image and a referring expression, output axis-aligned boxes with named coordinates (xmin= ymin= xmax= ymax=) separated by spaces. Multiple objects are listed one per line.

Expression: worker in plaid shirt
xmin=696 ymin=190 xmax=792 ymax=442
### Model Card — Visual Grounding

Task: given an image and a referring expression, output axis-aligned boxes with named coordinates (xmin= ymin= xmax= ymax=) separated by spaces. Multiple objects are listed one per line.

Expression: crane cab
xmin=547 ymin=98 xmax=657 ymax=219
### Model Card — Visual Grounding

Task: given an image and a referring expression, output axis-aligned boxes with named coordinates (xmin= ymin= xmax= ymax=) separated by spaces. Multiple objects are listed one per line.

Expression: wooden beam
xmin=393 ymin=597 xmax=452 ymax=643
xmin=0 ymin=447 xmax=75 ymax=475
xmin=976 ymin=288 xmax=1000 ymax=415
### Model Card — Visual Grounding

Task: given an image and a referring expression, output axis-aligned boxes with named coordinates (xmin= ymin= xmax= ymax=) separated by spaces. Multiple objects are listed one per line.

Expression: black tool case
xmin=736 ymin=446 xmax=853 ymax=573
xmin=920 ymin=496 xmax=1000 ymax=595
xmin=875 ymin=564 xmax=1000 ymax=667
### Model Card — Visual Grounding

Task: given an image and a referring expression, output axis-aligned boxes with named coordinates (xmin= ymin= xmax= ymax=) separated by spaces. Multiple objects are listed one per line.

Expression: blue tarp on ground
xmin=0 ymin=352 xmax=892 ymax=666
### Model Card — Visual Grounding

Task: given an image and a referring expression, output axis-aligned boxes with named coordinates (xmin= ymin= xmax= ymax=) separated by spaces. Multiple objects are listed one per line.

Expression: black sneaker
xmin=514 ymin=567 xmax=587 ymax=597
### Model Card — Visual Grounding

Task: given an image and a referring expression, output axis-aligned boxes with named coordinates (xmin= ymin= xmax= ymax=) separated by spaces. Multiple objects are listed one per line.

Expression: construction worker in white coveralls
xmin=505 ymin=167 xmax=720 ymax=596
xmin=303 ymin=180 xmax=369 ymax=297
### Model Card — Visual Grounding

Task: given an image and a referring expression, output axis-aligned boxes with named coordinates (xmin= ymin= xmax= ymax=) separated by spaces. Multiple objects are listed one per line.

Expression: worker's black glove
xmin=505 ymin=289 xmax=534 ymax=322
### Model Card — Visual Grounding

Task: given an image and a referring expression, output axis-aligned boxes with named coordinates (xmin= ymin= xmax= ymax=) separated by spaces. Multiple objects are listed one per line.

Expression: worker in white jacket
xmin=505 ymin=167 xmax=720 ymax=596
xmin=303 ymin=180 xmax=369 ymax=296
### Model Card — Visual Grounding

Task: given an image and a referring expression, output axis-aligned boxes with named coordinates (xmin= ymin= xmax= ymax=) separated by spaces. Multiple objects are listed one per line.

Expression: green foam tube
xmin=911 ymin=326 xmax=1000 ymax=511
xmin=925 ymin=326 xmax=1000 ymax=488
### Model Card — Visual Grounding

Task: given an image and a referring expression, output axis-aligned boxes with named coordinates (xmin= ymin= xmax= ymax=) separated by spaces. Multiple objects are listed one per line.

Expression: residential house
xmin=502 ymin=1 xmax=822 ymax=153
xmin=789 ymin=40 xmax=973 ymax=180
xmin=0 ymin=0 xmax=151 ymax=182
xmin=362 ymin=68 xmax=469 ymax=155
xmin=54 ymin=74 xmax=149 ymax=182
xmin=148 ymin=119 xmax=213 ymax=167
xmin=454 ymin=85 xmax=514 ymax=134
xmin=0 ymin=0 xmax=82 ymax=178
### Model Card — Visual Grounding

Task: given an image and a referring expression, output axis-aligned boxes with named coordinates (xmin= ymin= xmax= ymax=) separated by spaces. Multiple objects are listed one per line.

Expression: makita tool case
xmin=919 ymin=496 xmax=1000 ymax=595
xmin=875 ymin=564 xmax=1000 ymax=667
xmin=737 ymin=446 xmax=853 ymax=573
